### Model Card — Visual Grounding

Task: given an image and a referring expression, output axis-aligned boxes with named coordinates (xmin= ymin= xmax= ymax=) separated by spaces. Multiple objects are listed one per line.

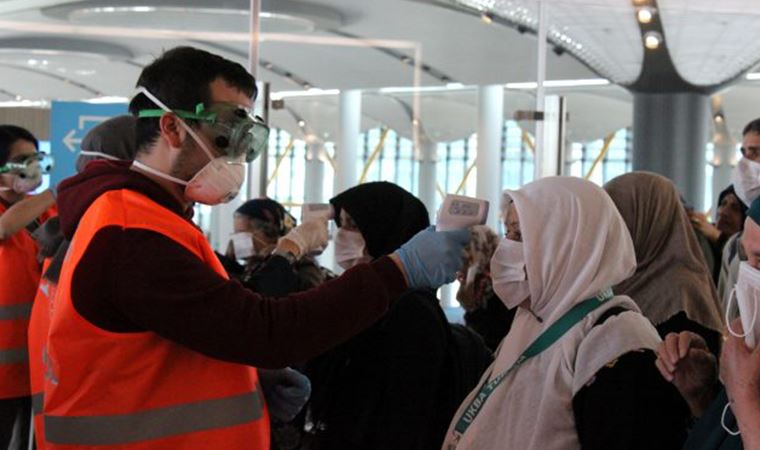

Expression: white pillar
xmin=334 ymin=90 xmax=362 ymax=195
xmin=418 ymin=137 xmax=438 ymax=223
xmin=533 ymin=1 xmax=549 ymax=180
xmin=305 ymin=142 xmax=326 ymax=204
xmin=210 ymin=198 xmax=243 ymax=253
xmin=477 ymin=85 xmax=504 ymax=230
xmin=712 ymin=138 xmax=735 ymax=211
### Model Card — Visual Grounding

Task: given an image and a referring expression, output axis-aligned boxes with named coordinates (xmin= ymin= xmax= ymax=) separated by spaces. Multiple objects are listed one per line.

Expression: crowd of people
xmin=0 ymin=45 xmax=759 ymax=450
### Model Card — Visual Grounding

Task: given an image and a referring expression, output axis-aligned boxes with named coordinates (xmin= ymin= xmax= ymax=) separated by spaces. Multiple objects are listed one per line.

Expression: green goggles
xmin=0 ymin=152 xmax=54 ymax=177
xmin=139 ymin=103 xmax=270 ymax=163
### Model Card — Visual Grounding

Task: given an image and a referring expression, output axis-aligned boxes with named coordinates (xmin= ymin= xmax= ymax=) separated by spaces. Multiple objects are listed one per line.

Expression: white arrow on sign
xmin=63 ymin=129 xmax=82 ymax=153
xmin=62 ymin=115 xmax=113 ymax=153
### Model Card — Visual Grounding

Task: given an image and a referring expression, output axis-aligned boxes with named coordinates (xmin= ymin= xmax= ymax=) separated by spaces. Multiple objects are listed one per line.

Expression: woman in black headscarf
xmin=303 ymin=182 xmax=451 ymax=450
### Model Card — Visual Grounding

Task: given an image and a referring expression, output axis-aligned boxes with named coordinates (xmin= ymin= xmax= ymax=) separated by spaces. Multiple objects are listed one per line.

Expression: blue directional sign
xmin=49 ymin=101 xmax=127 ymax=188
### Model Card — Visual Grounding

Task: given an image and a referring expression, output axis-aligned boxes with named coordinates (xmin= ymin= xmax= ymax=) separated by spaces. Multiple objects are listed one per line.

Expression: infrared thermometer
xmin=436 ymin=195 xmax=489 ymax=232
xmin=301 ymin=203 xmax=335 ymax=223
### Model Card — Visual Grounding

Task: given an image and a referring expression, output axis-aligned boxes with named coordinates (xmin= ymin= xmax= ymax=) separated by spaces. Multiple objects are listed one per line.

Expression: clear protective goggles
xmin=0 ymin=152 xmax=54 ymax=178
xmin=138 ymin=102 xmax=270 ymax=163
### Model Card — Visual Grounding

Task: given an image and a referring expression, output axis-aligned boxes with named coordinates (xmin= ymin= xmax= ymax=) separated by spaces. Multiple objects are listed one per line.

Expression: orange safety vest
xmin=29 ymin=257 xmax=55 ymax=450
xmin=44 ymin=189 xmax=270 ymax=449
xmin=0 ymin=200 xmax=56 ymax=399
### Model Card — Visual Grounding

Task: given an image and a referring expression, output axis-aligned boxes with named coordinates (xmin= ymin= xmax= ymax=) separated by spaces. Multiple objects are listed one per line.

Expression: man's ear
xmin=159 ymin=113 xmax=185 ymax=148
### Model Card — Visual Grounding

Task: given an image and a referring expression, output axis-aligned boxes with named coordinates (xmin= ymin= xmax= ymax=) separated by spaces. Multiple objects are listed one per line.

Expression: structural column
xmin=334 ymin=90 xmax=362 ymax=195
xmin=477 ymin=84 xmax=505 ymax=230
xmin=711 ymin=136 xmax=735 ymax=210
xmin=633 ymin=92 xmax=710 ymax=208
xmin=304 ymin=142 xmax=326 ymax=204
xmin=418 ymin=137 xmax=438 ymax=223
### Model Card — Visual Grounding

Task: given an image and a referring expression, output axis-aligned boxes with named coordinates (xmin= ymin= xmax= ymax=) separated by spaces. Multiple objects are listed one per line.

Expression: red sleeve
xmin=71 ymin=227 xmax=408 ymax=368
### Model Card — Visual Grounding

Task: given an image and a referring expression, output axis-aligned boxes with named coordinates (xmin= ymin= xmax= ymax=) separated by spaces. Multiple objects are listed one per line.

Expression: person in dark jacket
xmin=303 ymin=182 xmax=452 ymax=450
xmin=230 ymin=198 xmax=334 ymax=295
xmin=689 ymin=185 xmax=748 ymax=284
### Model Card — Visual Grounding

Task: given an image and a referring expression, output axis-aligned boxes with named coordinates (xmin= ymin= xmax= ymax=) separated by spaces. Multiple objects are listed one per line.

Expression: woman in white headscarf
xmin=441 ymin=177 xmax=690 ymax=450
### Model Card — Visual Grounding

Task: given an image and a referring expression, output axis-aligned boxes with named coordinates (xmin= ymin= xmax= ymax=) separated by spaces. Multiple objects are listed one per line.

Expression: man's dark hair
xmin=0 ymin=125 xmax=38 ymax=166
xmin=743 ymin=118 xmax=760 ymax=137
xmin=129 ymin=46 xmax=257 ymax=153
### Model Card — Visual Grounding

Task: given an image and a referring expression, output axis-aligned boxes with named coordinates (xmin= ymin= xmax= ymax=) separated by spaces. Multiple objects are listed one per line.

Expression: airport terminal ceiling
xmin=0 ymin=0 xmax=757 ymax=142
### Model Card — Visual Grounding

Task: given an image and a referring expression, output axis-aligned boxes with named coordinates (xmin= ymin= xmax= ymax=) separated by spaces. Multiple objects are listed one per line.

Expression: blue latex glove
xmin=394 ymin=226 xmax=471 ymax=289
xmin=259 ymin=368 xmax=312 ymax=423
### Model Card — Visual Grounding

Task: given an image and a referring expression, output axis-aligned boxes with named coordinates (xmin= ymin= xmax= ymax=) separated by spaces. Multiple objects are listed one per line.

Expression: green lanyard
xmin=449 ymin=288 xmax=614 ymax=447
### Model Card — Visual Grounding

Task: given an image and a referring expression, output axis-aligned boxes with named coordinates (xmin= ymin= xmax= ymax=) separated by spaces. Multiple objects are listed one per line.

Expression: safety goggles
xmin=0 ymin=152 xmax=54 ymax=177
xmin=138 ymin=102 xmax=270 ymax=163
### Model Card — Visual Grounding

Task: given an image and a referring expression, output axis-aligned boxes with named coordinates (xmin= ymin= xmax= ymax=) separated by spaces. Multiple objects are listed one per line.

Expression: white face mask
xmin=726 ymin=261 xmax=760 ymax=349
xmin=78 ymin=150 xmax=123 ymax=161
xmin=0 ymin=167 xmax=42 ymax=194
xmin=732 ymin=157 xmax=760 ymax=206
xmin=490 ymin=238 xmax=530 ymax=309
xmin=133 ymin=86 xmax=245 ymax=205
xmin=335 ymin=228 xmax=371 ymax=270
xmin=230 ymin=232 xmax=255 ymax=259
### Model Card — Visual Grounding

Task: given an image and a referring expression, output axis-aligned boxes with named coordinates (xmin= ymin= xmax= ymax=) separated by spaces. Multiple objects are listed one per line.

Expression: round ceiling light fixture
xmin=643 ymin=31 xmax=663 ymax=50
xmin=637 ymin=7 xmax=655 ymax=24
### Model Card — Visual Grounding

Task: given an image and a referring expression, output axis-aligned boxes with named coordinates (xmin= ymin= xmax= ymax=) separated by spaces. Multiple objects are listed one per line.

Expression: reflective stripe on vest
xmin=0 ymin=347 xmax=28 ymax=364
xmin=45 ymin=391 xmax=264 ymax=445
xmin=0 ymin=303 xmax=32 ymax=320
xmin=32 ymin=392 xmax=43 ymax=415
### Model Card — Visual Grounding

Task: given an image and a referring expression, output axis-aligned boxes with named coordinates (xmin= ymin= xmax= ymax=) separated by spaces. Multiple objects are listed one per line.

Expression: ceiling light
xmin=270 ymin=89 xmax=339 ymax=99
xmin=297 ymin=120 xmax=306 ymax=127
xmin=85 ymin=96 xmax=129 ymax=104
xmin=637 ymin=7 xmax=655 ymax=24
xmin=643 ymin=31 xmax=662 ymax=50
xmin=505 ymin=78 xmax=610 ymax=89
xmin=746 ymin=72 xmax=760 ymax=80
xmin=714 ymin=113 xmax=724 ymax=123
xmin=446 ymin=82 xmax=465 ymax=89
xmin=481 ymin=12 xmax=494 ymax=24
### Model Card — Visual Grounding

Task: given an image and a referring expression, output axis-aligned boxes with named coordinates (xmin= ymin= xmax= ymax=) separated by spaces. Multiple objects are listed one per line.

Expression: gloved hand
xmin=258 ymin=368 xmax=312 ymax=423
xmin=278 ymin=218 xmax=329 ymax=258
xmin=393 ymin=226 xmax=471 ymax=289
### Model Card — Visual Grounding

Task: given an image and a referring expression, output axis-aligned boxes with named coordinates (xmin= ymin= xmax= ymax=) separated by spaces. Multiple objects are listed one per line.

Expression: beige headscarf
xmin=604 ymin=172 xmax=724 ymax=333
xmin=442 ymin=177 xmax=661 ymax=450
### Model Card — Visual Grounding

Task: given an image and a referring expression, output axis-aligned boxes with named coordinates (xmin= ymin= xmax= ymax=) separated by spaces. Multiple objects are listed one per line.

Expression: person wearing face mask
xmin=44 ymin=47 xmax=469 ymax=450
xmin=718 ymin=119 xmax=760 ymax=308
xmin=300 ymin=182 xmax=453 ymax=450
xmin=456 ymin=225 xmax=515 ymax=352
xmin=604 ymin=172 xmax=725 ymax=358
xmin=442 ymin=177 xmax=691 ymax=450
xmin=24 ymin=115 xmax=137 ymax=450
xmin=0 ymin=124 xmax=57 ymax=450
xmin=229 ymin=198 xmax=334 ymax=296
xmin=655 ymin=195 xmax=760 ymax=450
xmin=688 ymin=186 xmax=748 ymax=285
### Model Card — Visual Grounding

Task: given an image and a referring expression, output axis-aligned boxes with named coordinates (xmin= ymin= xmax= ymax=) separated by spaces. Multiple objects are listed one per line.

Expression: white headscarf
xmin=515 ymin=176 xmax=636 ymax=323
xmin=442 ymin=177 xmax=661 ymax=450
